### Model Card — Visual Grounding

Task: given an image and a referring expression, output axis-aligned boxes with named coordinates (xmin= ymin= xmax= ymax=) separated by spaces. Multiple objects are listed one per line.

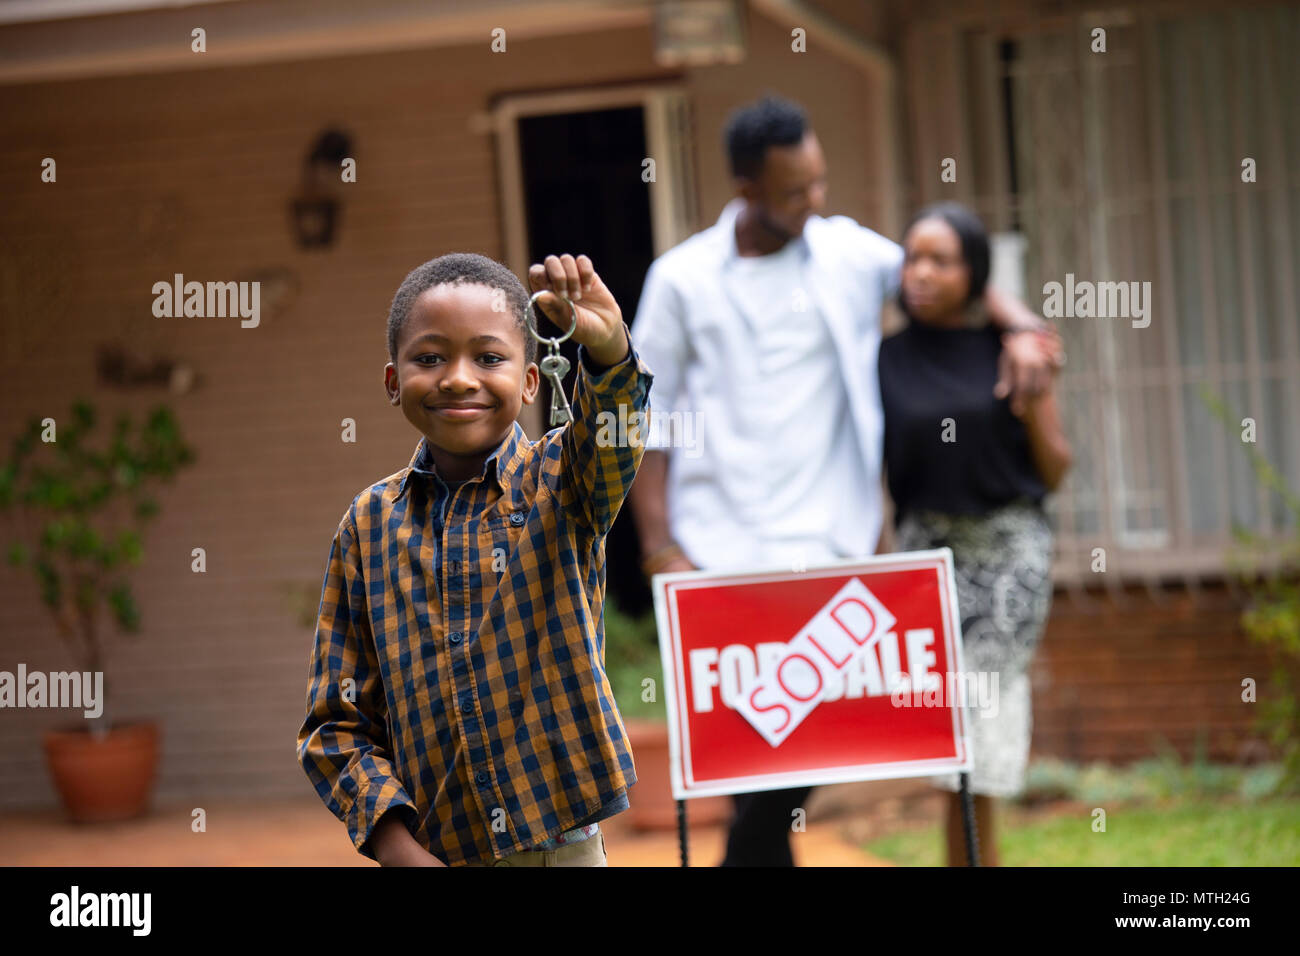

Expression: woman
xmin=879 ymin=202 xmax=1072 ymax=866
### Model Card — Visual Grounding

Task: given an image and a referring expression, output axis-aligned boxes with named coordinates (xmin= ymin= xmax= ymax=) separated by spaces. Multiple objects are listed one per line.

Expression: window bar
xmin=1139 ymin=14 xmax=1197 ymax=595
xmin=1254 ymin=6 xmax=1300 ymax=528
xmin=1186 ymin=16 xmax=1234 ymax=547
xmin=1225 ymin=10 xmax=1273 ymax=539
xmin=1113 ymin=27 xmax=1170 ymax=570
xmin=1076 ymin=18 xmax=1126 ymax=605
xmin=1027 ymin=36 xmax=1086 ymax=593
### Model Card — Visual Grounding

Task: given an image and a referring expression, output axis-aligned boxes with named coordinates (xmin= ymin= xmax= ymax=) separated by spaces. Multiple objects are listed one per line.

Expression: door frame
xmin=490 ymin=83 xmax=698 ymax=437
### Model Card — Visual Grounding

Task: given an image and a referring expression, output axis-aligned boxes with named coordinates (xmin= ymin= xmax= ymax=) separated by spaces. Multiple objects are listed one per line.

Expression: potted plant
xmin=0 ymin=399 xmax=194 ymax=821
xmin=603 ymin=595 xmax=732 ymax=829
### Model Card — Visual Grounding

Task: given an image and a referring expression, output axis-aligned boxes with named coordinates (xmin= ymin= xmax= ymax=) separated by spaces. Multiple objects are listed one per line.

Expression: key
xmin=540 ymin=352 xmax=570 ymax=379
xmin=540 ymin=352 xmax=572 ymax=426
xmin=542 ymin=355 xmax=572 ymax=426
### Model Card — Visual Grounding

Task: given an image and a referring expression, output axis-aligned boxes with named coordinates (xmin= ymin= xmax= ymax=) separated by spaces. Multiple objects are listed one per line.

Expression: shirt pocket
xmin=481 ymin=508 xmax=529 ymax=588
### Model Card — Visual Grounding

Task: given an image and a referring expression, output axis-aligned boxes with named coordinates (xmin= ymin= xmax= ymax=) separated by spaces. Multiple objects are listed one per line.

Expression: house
xmin=0 ymin=0 xmax=1294 ymax=809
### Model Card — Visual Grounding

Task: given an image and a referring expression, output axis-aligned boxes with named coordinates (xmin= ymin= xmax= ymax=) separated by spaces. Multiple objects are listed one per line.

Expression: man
xmin=627 ymin=95 xmax=1058 ymax=867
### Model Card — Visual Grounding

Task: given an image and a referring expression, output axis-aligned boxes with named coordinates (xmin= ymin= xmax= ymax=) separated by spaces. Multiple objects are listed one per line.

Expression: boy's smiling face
xmin=384 ymin=283 xmax=539 ymax=483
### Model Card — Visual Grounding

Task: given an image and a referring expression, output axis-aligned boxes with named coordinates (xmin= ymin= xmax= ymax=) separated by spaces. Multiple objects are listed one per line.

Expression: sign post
xmin=651 ymin=548 xmax=977 ymax=866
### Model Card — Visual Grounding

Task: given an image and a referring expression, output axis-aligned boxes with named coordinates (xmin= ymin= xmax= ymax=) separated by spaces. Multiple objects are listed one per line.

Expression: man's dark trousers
xmin=719 ymin=785 xmax=814 ymax=867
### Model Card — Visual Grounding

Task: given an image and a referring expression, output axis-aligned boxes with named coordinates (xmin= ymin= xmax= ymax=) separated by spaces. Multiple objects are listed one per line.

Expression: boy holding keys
xmin=298 ymin=252 xmax=652 ymax=866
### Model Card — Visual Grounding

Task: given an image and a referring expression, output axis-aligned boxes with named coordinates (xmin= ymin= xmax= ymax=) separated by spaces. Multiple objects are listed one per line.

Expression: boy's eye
xmin=415 ymin=354 xmax=505 ymax=366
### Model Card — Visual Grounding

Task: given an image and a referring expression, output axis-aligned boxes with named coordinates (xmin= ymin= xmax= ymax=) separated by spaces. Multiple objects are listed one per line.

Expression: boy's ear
xmin=383 ymin=363 xmax=400 ymax=404
xmin=520 ymin=362 xmax=541 ymax=406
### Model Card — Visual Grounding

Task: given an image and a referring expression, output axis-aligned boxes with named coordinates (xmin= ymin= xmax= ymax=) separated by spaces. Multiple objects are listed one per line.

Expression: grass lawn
xmin=864 ymin=797 xmax=1300 ymax=866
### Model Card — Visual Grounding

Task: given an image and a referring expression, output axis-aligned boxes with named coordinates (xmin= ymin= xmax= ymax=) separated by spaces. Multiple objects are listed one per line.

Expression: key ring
xmin=525 ymin=290 xmax=579 ymax=349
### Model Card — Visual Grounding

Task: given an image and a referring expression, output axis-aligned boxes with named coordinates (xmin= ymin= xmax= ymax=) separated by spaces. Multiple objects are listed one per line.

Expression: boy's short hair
xmin=387 ymin=253 xmax=537 ymax=367
xmin=723 ymin=94 xmax=809 ymax=180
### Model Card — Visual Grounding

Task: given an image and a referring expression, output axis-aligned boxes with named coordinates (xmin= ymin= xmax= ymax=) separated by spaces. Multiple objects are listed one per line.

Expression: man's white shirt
xmin=631 ymin=197 xmax=903 ymax=571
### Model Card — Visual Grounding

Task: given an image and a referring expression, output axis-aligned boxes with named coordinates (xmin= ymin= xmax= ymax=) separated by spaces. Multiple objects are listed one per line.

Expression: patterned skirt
xmin=894 ymin=499 xmax=1054 ymax=798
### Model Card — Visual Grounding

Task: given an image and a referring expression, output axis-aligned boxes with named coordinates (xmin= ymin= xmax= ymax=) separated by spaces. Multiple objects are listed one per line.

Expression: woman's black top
xmin=878 ymin=320 xmax=1047 ymax=525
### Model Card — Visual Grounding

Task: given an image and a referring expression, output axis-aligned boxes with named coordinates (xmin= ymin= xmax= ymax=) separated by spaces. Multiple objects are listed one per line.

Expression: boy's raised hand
xmin=528 ymin=254 xmax=627 ymax=367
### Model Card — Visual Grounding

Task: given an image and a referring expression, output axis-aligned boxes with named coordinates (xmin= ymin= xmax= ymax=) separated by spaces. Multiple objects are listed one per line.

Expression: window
xmin=916 ymin=4 xmax=1300 ymax=583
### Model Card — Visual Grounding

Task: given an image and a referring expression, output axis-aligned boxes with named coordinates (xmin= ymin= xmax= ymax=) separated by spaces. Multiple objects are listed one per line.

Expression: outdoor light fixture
xmin=289 ymin=128 xmax=353 ymax=249
xmin=653 ymin=0 xmax=746 ymax=67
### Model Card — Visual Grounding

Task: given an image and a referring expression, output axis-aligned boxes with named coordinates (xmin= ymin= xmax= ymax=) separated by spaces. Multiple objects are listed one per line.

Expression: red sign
xmin=651 ymin=549 xmax=972 ymax=798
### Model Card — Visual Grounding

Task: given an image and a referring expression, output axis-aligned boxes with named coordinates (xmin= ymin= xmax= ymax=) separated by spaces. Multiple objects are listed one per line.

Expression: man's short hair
xmin=723 ymin=94 xmax=809 ymax=180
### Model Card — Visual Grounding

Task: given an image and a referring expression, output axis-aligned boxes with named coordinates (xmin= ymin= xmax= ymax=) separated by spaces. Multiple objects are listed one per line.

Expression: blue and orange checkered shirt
xmin=297 ymin=331 xmax=652 ymax=865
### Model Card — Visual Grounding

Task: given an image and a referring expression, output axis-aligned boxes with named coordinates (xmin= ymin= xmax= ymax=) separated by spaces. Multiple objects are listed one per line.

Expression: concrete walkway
xmin=0 ymin=797 xmax=894 ymax=867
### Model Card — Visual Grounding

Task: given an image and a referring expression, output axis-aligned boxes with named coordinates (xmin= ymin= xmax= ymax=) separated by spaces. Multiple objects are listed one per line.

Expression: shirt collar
xmin=396 ymin=420 xmax=527 ymax=500
xmin=717 ymin=196 xmax=812 ymax=266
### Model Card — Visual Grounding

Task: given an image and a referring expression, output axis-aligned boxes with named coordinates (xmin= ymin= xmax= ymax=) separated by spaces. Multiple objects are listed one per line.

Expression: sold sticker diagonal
xmin=732 ymin=577 xmax=897 ymax=748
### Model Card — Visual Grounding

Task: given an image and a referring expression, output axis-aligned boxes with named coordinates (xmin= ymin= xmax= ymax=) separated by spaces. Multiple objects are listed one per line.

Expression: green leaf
xmin=11 ymin=422 xmax=39 ymax=458
xmin=85 ymin=479 xmax=113 ymax=509
xmin=0 ymin=463 xmax=16 ymax=508
xmin=108 ymin=582 xmax=140 ymax=632
xmin=115 ymin=529 xmax=143 ymax=566
xmin=41 ymin=518 xmax=68 ymax=549
xmin=71 ymin=400 xmax=94 ymax=431
xmin=65 ymin=520 xmax=103 ymax=560
xmin=35 ymin=558 xmax=60 ymax=609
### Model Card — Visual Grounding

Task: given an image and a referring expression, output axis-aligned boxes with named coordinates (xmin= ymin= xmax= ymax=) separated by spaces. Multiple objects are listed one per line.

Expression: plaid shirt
xmin=298 ymin=330 xmax=652 ymax=865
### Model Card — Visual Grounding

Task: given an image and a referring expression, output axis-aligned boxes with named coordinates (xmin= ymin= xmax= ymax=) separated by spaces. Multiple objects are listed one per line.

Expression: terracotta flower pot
xmin=624 ymin=718 xmax=733 ymax=830
xmin=42 ymin=721 xmax=160 ymax=823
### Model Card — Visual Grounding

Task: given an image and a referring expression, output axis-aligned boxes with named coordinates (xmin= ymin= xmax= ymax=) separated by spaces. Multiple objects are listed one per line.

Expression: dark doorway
xmin=518 ymin=105 xmax=656 ymax=615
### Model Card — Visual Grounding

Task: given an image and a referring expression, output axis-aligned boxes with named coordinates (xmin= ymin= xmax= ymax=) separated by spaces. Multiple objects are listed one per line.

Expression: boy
xmin=297 ymin=252 xmax=652 ymax=866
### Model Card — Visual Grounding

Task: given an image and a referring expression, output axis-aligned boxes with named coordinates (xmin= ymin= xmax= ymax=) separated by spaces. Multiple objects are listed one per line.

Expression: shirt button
xmin=461 ymin=699 xmax=474 ymax=715
xmin=509 ymin=512 xmax=525 ymax=526
xmin=448 ymin=631 xmax=462 ymax=645
xmin=475 ymin=771 xmax=489 ymax=786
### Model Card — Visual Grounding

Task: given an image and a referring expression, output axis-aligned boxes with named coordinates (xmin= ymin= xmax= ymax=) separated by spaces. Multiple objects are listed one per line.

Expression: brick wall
xmin=1030 ymin=580 xmax=1278 ymax=764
